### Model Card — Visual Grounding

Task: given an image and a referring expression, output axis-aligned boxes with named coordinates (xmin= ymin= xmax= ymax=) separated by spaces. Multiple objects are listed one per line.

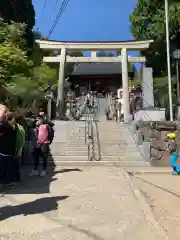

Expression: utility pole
xmin=165 ymin=0 xmax=173 ymax=121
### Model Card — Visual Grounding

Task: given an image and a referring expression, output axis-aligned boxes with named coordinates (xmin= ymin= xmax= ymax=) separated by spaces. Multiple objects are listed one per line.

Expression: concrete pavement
xmin=0 ymin=167 xmax=167 ymax=239
xmin=133 ymin=172 xmax=180 ymax=239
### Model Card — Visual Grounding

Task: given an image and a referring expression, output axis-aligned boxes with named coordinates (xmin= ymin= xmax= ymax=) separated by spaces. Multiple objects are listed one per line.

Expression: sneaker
xmin=29 ymin=170 xmax=39 ymax=176
xmin=172 ymin=171 xmax=178 ymax=175
xmin=40 ymin=170 xmax=46 ymax=177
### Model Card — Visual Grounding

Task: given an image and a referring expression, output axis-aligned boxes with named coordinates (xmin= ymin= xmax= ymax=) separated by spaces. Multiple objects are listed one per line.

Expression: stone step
xmin=50 ymin=151 xmax=88 ymax=156
xmin=54 ymin=135 xmax=85 ymax=138
xmin=51 ymin=142 xmax=87 ymax=146
xmin=100 ymin=150 xmax=140 ymax=155
xmin=50 ymin=146 xmax=88 ymax=151
xmin=47 ymin=160 xmax=150 ymax=167
xmin=100 ymin=155 xmax=143 ymax=161
xmin=100 ymin=144 xmax=137 ymax=148
xmin=98 ymin=128 xmax=131 ymax=131
xmin=62 ymin=136 xmax=86 ymax=138
xmin=99 ymin=132 xmax=132 ymax=135
xmin=99 ymin=133 xmax=134 ymax=137
xmin=49 ymin=156 xmax=89 ymax=161
xmin=53 ymin=139 xmax=86 ymax=142
xmin=99 ymin=141 xmax=135 ymax=145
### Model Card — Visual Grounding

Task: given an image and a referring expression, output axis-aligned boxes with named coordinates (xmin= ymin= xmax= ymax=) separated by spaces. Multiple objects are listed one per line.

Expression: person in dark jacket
xmin=0 ymin=112 xmax=17 ymax=187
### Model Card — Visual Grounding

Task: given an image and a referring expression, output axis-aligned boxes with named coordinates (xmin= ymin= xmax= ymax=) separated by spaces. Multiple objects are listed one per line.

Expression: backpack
xmin=36 ymin=124 xmax=49 ymax=144
xmin=16 ymin=124 xmax=25 ymax=152
xmin=48 ymin=125 xmax=54 ymax=144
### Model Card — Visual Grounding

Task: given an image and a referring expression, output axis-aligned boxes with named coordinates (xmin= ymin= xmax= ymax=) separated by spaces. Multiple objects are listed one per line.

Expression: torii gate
xmin=36 ymin=40 xmax=153 ymax=122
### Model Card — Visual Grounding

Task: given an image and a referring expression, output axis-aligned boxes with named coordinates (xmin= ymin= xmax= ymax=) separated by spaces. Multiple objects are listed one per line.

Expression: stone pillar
xmin=56 ymin=48 xmax=66 ymax=118
xmin=121 ymin=48 xmax=130 ymax=123
xmin=142 ymin=67 xmax=154 ymax=108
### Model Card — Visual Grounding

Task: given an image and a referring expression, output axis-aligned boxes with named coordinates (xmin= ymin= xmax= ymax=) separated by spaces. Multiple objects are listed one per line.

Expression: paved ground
xmin=0 ymin=166 xmax=166 ymax=240
xmin=124 ymin=166 xmax=172 ymax=174
xmin=132 ymin=172 xmax=180 ymax=239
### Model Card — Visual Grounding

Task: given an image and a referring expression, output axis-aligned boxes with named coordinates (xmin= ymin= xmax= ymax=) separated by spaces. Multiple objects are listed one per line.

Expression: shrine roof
xmin=71 ymin=63 xmax=133 ymax=75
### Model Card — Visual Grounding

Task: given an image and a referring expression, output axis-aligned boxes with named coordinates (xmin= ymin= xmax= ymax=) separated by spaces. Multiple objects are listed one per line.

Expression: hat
xmin=167 ymin=133 xmax=176 ymax=139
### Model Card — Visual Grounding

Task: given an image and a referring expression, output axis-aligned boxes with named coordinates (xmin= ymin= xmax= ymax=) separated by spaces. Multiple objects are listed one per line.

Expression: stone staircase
xmin=49 ymin=120 xmax=150 ymax=167
xmin=49 ymin=120 xmax=88 ymax=164
xmin=97 ymin=120 xmax=150 ymax=166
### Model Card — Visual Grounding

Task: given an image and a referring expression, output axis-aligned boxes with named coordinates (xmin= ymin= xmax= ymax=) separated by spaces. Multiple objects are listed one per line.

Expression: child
xmin=166 ymin=133 xmax=180 ymax=175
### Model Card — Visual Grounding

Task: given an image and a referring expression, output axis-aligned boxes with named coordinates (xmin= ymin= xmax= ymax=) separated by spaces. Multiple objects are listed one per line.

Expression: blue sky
xmin=32 ymin=0 xmax=139 ymax=60
xmin=32 ymin=0 xmax=137 ymax=42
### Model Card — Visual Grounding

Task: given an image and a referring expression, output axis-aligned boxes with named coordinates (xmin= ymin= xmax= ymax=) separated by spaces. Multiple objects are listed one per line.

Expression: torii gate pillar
xmin=121 ymin=48 xmax=131 ymax=123
xmin=56 ymin=48 xmax=66 ymax=118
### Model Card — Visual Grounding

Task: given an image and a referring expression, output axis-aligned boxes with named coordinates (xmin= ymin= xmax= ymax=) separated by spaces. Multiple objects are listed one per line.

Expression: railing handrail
xmin=84 ymin=104 xmax=91 ymax=160
xmin=84 ymin=97 xmax=101 ymax=161
xmin=90 ymin=103 xmax=101 ymax=161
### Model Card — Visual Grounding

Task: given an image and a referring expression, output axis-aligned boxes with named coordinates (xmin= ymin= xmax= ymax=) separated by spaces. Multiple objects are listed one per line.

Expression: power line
xmin=41 ymin=0 xmax=49 ymax=18
xmin=48 ymin=0 xmax=69 ymax=38
xmin=49 ymin=0 xmax=61 ymax=21
xmin=47 ymin=0 xmax=70 ymax=38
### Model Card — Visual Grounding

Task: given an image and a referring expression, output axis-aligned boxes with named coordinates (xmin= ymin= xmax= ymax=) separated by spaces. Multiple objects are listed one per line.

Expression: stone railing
xmin=131 ymin=121 xmax=180 ymax=166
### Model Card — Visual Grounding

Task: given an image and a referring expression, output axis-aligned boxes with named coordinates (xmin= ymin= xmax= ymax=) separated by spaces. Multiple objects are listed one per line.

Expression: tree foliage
xmin=0 ymin=42 xmax=32 ymax=81
xmin=0 ymin=22 xmax=56 ymax=103
xmin=0 ymin=0 xmax=35 ymax=49
xmin=130 ymin=0 xmax=180 ymax=77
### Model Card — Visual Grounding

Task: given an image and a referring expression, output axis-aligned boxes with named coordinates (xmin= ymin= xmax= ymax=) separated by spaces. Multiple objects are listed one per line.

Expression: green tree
xmin=130 ymin=0 xmax=180 ymax=77
xmin=32 ymin=63 xmax=57 ymax=89
xmin=0 ymin=22 xmax=56 ymax=103
xmin=0 ymin=42 xmax=32 ymax=81
xmin=0 ymin=0 xmax=35 ymax=49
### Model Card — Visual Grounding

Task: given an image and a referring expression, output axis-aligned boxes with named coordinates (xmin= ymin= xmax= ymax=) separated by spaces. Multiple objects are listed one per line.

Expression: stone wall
xmin=136 ymin=121 xmax=180 ymax=166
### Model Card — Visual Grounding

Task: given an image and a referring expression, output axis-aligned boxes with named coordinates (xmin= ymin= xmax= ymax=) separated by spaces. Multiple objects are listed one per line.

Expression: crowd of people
xmin=0 ymin=104 xmax=54 ymax=189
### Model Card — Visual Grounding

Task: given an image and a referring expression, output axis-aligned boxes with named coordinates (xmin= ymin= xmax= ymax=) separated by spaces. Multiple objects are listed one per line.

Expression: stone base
xmin=134 ymin=108 xmax=166 ymax=122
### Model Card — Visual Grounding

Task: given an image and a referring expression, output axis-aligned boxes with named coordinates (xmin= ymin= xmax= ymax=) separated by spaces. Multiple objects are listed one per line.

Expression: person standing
xmin=115 ymin=99 xmax=122 ymax=122
xmin=0 ymin=112 xmax=17 ymax=188
xmin=29 ymin=114 xmax=53 ymax=177
xmin=105 ymin=106 xmax=110 ymax=120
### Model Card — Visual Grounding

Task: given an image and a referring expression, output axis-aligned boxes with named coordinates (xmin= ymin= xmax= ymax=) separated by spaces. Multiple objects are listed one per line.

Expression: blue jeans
xmin=170 ymin=154 xmax=180 ymax=172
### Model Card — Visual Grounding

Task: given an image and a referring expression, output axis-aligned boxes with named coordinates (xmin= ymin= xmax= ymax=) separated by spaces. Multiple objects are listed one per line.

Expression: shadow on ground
xmin=0 ymin=196 xmax=69 ymax=221
xmin=1 ymin=155 xmax=82 ymax=195
xmin=10 ymin=167 xmax=82 ymax=195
